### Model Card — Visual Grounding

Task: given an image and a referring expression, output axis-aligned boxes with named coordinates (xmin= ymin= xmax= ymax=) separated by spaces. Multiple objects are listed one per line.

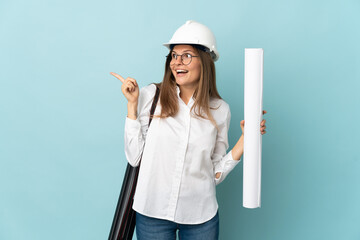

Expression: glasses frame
xmin=168 ymin=52 xmax=199 ymax=65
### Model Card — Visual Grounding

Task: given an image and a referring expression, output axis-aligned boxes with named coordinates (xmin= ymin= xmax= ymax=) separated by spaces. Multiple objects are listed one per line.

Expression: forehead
xmin=172 ymin=45 xmax=196 ymax=53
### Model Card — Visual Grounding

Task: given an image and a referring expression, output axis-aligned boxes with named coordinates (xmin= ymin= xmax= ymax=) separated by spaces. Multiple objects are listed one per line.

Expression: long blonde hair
xmin=154 ymin=45 xmax=222 ymax=127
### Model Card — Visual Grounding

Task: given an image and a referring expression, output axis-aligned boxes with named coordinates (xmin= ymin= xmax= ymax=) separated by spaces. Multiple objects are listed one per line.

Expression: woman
xmin=110 ymin=20 xmax=267 ymax=240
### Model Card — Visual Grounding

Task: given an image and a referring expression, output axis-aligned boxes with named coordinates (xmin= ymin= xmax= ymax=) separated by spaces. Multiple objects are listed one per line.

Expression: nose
xmin=172 ymin=56 xmax=183 ymax=65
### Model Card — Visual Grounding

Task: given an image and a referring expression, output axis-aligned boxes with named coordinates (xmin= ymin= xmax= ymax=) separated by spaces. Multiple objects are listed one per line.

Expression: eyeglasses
xmin=168 ymin=53 xmax=199 ymax=65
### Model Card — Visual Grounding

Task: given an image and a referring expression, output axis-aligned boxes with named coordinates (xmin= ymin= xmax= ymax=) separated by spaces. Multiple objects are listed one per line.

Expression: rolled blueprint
xmin=243 ymin=48 xmax=263 ymax=209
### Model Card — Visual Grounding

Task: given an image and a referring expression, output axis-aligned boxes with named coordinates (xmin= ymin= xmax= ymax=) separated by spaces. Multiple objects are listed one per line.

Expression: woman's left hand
xmin=240 ymin=110 xmax=267 ymax=135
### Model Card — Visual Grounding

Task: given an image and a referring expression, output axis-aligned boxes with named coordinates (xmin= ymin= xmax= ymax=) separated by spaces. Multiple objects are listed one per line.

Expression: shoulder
xmin=137 ymin=84 xmax=158 ymax=112
xmin=139 ymin=84 xmax=157 ymax=102
xmin=140 ymin=83 xmax=157 ymax=98
xmin=210 ymin=97 xmax=231 ymax=124
xmin=210 ymin=97 xmax=231 ymax=115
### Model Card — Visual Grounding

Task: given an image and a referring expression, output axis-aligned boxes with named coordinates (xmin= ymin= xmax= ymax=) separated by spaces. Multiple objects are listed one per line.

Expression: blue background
xmin=1 ymin=0 xmax=359 ymax=239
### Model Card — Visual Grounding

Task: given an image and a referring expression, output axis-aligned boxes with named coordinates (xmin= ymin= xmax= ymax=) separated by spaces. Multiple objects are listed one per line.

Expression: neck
xmin=179 ymin=85 xmax=196 ymax=105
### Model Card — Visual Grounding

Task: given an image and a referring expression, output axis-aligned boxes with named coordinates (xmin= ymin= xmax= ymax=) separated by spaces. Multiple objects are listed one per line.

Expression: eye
xmin=183 ymin=53 xmax=192 ymax=59
xmin=171 ymin=53 xmax=177 ymax=59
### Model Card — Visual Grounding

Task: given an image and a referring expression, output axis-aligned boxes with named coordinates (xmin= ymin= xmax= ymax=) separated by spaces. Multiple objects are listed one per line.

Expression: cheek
xmin=170 ymin=69 xmax=177 ymax=78
xmin=194 ymin=68 xmax=201 ymax=80
xmin=191 ymin=64 xmax=201 ymax=80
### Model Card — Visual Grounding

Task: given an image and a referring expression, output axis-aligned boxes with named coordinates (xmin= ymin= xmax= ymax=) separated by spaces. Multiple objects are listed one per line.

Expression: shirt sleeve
xmin=124 ymin=84 xmax=156 ymax=167
xmin=211 ymin=105 xmax=241 ymax=185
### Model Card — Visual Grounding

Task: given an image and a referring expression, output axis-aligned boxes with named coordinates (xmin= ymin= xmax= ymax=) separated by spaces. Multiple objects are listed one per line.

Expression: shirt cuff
xmin=125 ymin=117 xmax=143 ymax=141
xmin=125 ymin=117 xmax=141 ymax=130
xmin=214 ymin=150 xmax=241 ymax=185
xmin=225 ymin=150 xmax=241 ymax=169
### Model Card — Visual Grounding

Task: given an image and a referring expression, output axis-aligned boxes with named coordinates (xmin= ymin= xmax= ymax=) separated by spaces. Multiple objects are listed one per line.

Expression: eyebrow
xmin=172 ymin=50 xmax=195 ymax=54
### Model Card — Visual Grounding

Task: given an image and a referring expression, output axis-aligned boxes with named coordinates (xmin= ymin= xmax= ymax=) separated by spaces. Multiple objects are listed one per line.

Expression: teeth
xmin=176 ymin=70 xmax=188 ymax=73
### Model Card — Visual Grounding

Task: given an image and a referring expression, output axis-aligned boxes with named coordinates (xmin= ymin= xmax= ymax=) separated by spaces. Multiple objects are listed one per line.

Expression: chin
xmin=175 ymin=78 xmax=186 ymax=85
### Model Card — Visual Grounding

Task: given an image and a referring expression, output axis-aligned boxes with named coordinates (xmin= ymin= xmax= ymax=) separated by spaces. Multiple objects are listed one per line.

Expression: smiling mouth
xmin=175 ymin=69 xmax=188 ymax=76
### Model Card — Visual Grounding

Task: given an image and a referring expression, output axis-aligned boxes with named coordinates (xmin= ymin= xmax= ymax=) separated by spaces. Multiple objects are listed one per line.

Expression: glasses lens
xmin=182 ymin=53 xmax=192 ymax=65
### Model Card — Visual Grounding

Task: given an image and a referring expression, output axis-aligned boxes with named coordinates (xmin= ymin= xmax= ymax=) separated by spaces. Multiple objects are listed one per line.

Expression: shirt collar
xmin=175 ymin=85 xmax=195 ymax=107
xmin=176 ymin=85 xmax=181 ymax=97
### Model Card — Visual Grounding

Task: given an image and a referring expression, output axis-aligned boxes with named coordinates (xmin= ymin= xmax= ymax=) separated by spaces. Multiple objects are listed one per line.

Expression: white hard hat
xmin=163 ymin=20 xmax=219 ymax=61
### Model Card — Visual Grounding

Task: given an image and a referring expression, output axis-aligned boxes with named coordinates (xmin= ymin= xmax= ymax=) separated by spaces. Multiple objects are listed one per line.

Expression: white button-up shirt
xmin=124 ymin=84 xmax=240 ymax=224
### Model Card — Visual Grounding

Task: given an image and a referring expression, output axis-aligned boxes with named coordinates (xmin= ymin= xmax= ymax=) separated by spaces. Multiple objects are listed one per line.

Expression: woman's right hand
xmin=110 ymin=72 xmax=139 ymax=104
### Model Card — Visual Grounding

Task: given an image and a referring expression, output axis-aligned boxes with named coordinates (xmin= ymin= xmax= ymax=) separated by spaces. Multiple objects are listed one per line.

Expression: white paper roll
xmin=243 ymin=48 xmax=263 ymax=209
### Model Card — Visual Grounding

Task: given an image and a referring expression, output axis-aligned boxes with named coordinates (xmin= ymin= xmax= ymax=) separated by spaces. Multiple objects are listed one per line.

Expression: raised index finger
xmin=110 ymin=72 xmax=125 ymax=83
